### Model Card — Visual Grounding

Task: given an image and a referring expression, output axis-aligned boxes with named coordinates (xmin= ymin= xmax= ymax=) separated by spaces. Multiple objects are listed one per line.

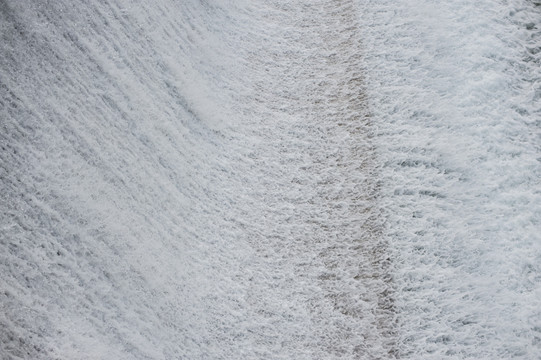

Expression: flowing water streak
xmin=0 ymin=0 xmax=396 ymax=358
xmin=357 ymin=0 xmax=541 ymax=357
xmin=226 ymin=0 xmax=398 ymax=357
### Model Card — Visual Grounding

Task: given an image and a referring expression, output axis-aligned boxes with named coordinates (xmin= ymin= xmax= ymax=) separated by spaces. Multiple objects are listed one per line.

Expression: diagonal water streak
xmin=0 ymin=0 xmax=396 ymax=359
xmin=202 ymin=0 xmax=398 ymax=357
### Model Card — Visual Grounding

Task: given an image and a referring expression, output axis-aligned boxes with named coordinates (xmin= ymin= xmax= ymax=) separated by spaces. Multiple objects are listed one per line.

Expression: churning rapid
xmin=0 ymin=0 xmax=540 ymax=359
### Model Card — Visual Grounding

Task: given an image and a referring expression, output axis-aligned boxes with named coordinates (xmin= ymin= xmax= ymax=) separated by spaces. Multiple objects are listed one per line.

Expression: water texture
xmin=1 ymin=0 xmax=540 ymax=359
xmin=358 ymin=0 xmax=541 ymax=357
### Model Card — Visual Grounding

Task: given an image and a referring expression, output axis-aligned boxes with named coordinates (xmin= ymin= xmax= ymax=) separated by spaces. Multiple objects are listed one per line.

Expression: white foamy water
xmin=1 ymin=0 xmax=540 ymax=359
xmin=358 ymin=0 xmax=541 ymax=358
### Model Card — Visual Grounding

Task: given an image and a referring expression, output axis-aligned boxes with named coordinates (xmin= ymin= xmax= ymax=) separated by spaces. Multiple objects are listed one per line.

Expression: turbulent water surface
xmin=1 ymin=0 xmax=540 ymax=359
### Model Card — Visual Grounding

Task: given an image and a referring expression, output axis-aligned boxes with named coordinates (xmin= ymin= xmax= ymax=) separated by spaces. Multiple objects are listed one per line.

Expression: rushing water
xmin=358 ymin=0 xmax=541 ymax=357
xmin=1 ymin=0 xmax=540 ymax=359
